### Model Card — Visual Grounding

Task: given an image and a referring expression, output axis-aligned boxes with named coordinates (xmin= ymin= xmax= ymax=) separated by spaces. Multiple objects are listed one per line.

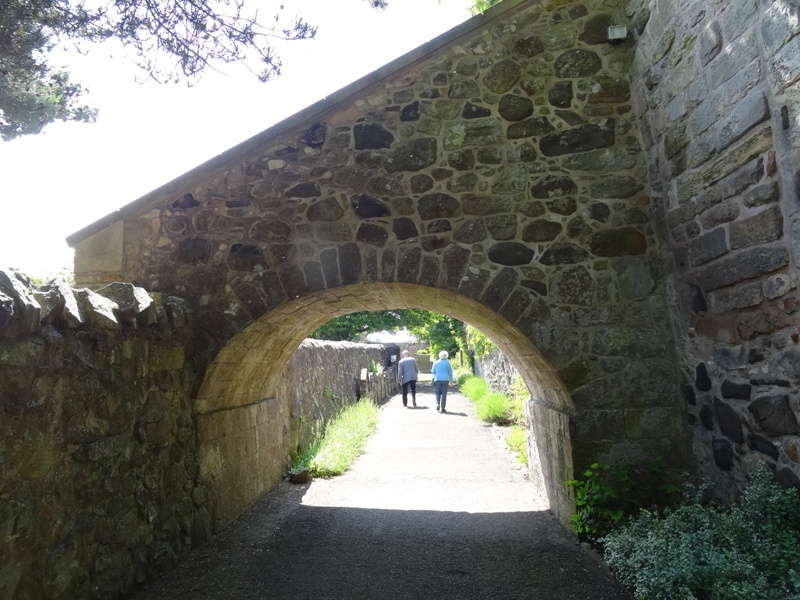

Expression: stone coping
xmin=65 ymin=0 xmax=531 ymax=248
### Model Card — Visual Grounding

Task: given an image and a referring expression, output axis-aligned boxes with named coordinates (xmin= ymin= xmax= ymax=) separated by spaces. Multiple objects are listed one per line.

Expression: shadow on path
xmin=130 ymin=386 xmax=632 ymax=600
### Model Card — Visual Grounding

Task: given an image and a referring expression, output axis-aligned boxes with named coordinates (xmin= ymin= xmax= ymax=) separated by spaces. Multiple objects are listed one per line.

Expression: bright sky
xmin=0 ymin=0 xmax=472 ymax=278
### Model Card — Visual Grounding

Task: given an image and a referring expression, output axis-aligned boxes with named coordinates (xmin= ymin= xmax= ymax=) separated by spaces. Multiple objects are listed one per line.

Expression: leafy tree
xmin=311 ymin=309 xmax=466 ymax=358
xmin=311 ymin=309 xmax=432 ymax=342
xmin=468 ymin=0 xmax=502 ymax=16
xmin=0 ymin=0 xmax=387 ymax=140
xmin=465 ymin=323 xmax=495 ymax=358
xmin=407 ymin=313 xmax=465 ymax=359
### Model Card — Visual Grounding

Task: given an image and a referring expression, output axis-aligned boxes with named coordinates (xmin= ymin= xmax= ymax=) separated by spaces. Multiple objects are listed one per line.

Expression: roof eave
xmin=66 ymin=0 xmax=530 ymax=248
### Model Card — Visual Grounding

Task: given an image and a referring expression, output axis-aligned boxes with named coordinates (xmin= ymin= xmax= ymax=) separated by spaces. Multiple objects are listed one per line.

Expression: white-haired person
xmin=431 ymin=350 xmax=454 ymax=413
xmin=397 ymin=350 xmax=419 ymax=408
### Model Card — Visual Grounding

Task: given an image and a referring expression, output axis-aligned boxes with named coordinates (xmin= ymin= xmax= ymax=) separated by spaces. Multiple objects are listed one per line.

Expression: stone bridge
xmin=65 ymin=0 xmax=800 ymax=540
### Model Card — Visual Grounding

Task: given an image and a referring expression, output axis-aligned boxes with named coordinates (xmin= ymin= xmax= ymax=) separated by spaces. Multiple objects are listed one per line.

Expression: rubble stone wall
xmin=71 ymin=0 xmax=688 ymax=494
xmin=0 ymin=269 xmax=398 ymax=599
xmin=628 ymin=0 xmax=800 ymax=496
xmin=475 ymin=347 xmax=520 ymax=397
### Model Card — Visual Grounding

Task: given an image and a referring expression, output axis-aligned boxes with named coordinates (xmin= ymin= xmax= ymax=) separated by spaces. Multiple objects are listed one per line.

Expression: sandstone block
xmin=688 ymin=227 xmax=728 ymax=267
xmin=385 ymin=138 xmax=438 ymax=172
xmin=487 ymin=242 xmax=534 ymax=266
xmin=540 ymin=119 xmax=615 ymax=157
xmin=717 ymin=91 xmax=769 ymax=150
xmin=730 ymin=205 xmax=784 ymax=250
xmin=749 ymin=395 xmax=799 ymax=437
xmin=554 ymin=49 xmax=602 ymax=78
xmin=353 ymin=123 xmax=394 ymax=150
xmin=692 ymin=246 xmax=788 ymax=291
xmin=712 ymin=438 xmax=734 ymax=470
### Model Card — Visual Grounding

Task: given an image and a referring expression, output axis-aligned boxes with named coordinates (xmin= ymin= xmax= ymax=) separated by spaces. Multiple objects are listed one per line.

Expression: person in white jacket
xmin=397 ymin=350 xmax=419 ymax=408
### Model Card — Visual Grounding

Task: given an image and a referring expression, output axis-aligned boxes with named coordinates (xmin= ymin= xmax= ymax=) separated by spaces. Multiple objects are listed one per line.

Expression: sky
xmin=0 ymin=0 xmax=473 ymax=278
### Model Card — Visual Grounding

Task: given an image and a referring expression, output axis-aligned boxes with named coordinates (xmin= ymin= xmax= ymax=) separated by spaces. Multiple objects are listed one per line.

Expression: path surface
xmin=131 ymin=383 xmax=632 ymax=599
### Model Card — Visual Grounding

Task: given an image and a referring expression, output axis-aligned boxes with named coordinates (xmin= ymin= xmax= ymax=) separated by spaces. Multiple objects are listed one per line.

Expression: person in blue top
xmin=431 ymin=350 xmax=454 ymax=413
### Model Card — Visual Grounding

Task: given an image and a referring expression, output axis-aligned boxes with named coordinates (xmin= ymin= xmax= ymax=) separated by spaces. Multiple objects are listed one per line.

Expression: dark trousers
xmin=402 ymin=380 xmax=417 ymax=405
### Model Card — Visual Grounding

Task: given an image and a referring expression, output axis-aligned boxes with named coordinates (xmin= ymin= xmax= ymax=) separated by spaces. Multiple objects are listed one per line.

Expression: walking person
xmin=397 ymin=350 xmax=419 ymax=408
xmin=431 ymin=350 xmax=454 ymax=413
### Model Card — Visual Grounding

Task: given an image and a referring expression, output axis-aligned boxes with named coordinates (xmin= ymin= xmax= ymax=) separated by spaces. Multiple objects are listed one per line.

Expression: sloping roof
xmin=65 ymin=0 xmax=530 ymax=247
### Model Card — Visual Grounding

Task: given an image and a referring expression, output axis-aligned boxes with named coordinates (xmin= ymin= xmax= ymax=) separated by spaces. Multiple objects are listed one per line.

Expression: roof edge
xmin=66 ymin=0 xmax=531 ymax=248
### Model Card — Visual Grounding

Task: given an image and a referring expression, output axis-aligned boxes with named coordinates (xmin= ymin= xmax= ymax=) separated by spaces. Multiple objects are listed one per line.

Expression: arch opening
xmin=195 ymin=282 xmax=575 ymax=530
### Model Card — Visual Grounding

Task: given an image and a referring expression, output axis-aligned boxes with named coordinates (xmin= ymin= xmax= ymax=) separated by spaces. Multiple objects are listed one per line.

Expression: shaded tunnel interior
xmin=194 ymin=282 xmax=576 ymax=529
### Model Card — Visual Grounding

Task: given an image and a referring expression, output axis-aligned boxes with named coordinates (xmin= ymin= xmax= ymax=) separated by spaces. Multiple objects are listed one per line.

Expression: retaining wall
xmin=0 ymin=268 xmax=398 ymax=599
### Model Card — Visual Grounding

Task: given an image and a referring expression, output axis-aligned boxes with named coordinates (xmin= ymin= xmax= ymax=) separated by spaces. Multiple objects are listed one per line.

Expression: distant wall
xmin=475 ymin=348 xmax=519 ymax=397
xmin=0 ymin=269 xmax=398 ymax=599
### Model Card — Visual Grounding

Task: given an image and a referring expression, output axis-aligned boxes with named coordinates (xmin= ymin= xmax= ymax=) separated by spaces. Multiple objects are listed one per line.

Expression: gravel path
xmin=130 ymin=383 xmax=632 ymax=599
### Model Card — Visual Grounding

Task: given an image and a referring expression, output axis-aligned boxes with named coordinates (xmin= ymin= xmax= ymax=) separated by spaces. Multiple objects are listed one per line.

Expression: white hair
xmin=401 ymin=350 xmax=409 ymax=357
xmin=439 ymin=350 xmax=449 ymax=359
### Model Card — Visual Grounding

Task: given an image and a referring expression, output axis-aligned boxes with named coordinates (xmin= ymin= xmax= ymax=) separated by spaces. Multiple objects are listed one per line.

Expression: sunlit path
xmin=302 ymin=383 xmax=545 ymax=513
xmin=130 ymin=386 xmax=631 ymax=600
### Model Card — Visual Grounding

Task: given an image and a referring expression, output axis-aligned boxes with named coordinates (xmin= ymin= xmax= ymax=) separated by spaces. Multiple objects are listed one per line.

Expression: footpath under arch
xmin=195 ymin=282 xmax=575 ymax=527
xmin=66 ymin=0 xmax=690 ymax=533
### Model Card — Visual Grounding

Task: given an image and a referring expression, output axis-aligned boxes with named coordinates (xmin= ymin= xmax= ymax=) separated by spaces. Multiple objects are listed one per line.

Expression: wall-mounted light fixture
xmin=608 ymin=25 xmax=628 ymax=42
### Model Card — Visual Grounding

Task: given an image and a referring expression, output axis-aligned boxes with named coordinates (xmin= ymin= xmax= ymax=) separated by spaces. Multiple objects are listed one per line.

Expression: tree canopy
xmin=311 ymin=309 xmax=431 ymax=342
xmin=0 ymin=0 xmax=387 ymax=140
xmin=311 ymin=309 xmax=466 ymax=359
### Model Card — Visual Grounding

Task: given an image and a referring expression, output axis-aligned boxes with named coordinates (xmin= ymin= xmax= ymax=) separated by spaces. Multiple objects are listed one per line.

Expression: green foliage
xmin=28 ymin=266 xmax=75 ymax=289
xmin=310 ymin=399 xmax=379 ymax=477
xmin=461 ymin=374 xmax=516 ymax=426
xmin=311 ymin=309 xmax=459 ymax=344
xmin=453 ymin=365 xmax=472 ymax=385
xmin=312 ymin=310 xmax=411 ymax=341
xmin=465 ymin=324 xmax=495 ymax=358
xmin=568 ymin=459 xmax=677 ymax=542
xmin=460 ymin=375 xmax=488 ymax=402
xmin=604 ymin=466 xmax=800 ymax=600
xmin=322 ymin=387 xmax=339 ymax=403
xmin=413 ymin=314 xmax=464 ymax=359
xmin=291 ymin=399 xmax=380 ymax=478
xmin=1 ymin=0 xmax=392 ymax=139
xmin=468 ymin=0 xmax=502 ymax=16
xmin=505 ymin=426 xmax=528 ymax=465
xmin=475 ymin=391 xmax=510 ymax=424
xmin=313 ymin=309 xmax=467 ymax=360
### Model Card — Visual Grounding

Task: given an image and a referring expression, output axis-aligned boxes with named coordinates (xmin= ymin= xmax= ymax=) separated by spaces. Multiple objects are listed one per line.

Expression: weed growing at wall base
xmin=460 ymin=374 xmax=527 ymax=463
xmin=569 ymin=459 xmax=677 ymax=544
xmin=505 ymin=426 xmax=528 ymax=465
xmin=475 ymin=391 xmax=511 ymax=424
xmin=302 ymin=399 xmax=380 ymax=478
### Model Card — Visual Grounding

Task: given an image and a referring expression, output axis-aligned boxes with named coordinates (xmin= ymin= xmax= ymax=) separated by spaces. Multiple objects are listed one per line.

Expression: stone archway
xmin=195 ymin=282 xmax=575 ymax=527
xmin=67 ymin=0 xmax=691 ymax=531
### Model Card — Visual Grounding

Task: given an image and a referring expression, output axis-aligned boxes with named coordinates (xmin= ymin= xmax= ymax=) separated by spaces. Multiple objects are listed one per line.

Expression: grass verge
xmin=505 ymin=426 xmax=528 ymax=465
xmin=293 ymin=399 xmax=380 ymax=478
xmin=461 ymin=373 xmax=528 ymax=464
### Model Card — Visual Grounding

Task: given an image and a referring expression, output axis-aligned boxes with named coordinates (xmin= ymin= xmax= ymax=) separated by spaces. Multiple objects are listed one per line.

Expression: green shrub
xmin=603 ymin=465 xmax=800 ymax=600
xmin=455 ymin=371 xmax=471 ymax=386
xmin=569 ymin=459 xmax=677 ymax=543
xmin=475 ymin=391 xmax=510 ymax=424
xmin=460 ymin=375 xmax=488 ymax=401
xmin=453 ymin=365 xmax=472 ymax=385
xmin=505 ymin=426 xmax=528 ymax=465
